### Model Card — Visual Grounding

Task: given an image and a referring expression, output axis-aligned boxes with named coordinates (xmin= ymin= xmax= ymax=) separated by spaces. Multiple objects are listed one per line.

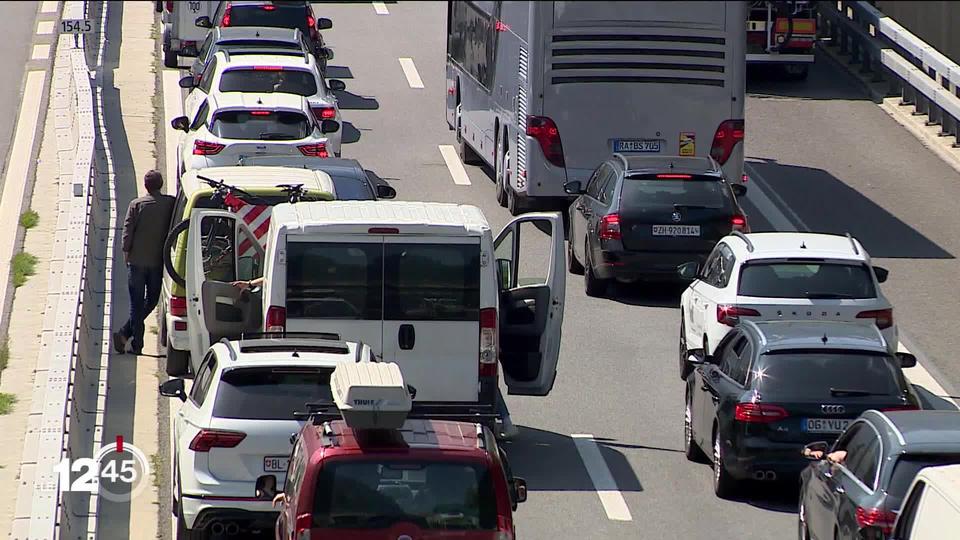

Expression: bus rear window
xmin=312 ymin=460 xmax=496 ymax=530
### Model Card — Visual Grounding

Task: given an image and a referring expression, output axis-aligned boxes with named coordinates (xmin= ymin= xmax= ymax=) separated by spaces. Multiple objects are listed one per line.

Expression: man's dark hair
xmin=144 ymin=170 xmax=163 ymax=192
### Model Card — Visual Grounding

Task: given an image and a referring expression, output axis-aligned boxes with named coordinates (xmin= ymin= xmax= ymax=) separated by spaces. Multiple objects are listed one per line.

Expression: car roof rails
xmin=845 ymin=232 xmax=860 ymax=255
xmin=731 ymin=230 xmax=754 ymax=252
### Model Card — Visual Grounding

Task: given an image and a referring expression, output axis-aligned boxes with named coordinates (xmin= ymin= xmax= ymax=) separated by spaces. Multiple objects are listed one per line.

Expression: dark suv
xmin=683 ymin=320 xmax=920 ymax=498
xmin=564 ymin=154 xmax=748 ymax=297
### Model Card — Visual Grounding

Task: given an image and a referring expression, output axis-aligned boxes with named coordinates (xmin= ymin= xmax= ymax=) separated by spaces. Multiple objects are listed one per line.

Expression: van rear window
xmin=312 ymin=460 xmax=496 ymax=530
xmin=385 ymin=244 xmax=480 ymax=321
xmin=286 ymin=242 xmax=384 ymax=320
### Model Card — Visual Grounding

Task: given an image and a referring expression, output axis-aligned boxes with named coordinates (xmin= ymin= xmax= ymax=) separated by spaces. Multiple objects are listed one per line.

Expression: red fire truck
xmin=747 ymin=1 xmax=817 ymax=79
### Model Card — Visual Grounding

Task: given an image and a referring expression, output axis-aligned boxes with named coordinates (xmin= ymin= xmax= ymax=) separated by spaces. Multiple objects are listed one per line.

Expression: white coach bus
xmin=446 ymin=1 xmax=747 ymax=215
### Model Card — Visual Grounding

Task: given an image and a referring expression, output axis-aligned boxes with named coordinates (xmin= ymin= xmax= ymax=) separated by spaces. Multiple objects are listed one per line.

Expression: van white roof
xmin=916 ymin=463 xmax=960 ymax=498
xmin=180 ymin=166 xmax=335 ymax=195
xmin=271 ymin=201 xmax=491 ymax=236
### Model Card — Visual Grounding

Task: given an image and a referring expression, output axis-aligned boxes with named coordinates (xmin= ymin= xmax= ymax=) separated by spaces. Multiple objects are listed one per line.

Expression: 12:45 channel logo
xmin=54 ymin=436 xmax=151 ymax=502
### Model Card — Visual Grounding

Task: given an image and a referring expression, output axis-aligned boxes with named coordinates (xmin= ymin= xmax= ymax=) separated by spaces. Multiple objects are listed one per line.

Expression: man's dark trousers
xmin=120 ymin=264 xmax=163 ymax=353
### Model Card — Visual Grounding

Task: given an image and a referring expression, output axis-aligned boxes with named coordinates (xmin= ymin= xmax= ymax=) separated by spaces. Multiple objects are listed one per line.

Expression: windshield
xmin=211 ymin=110 xmax=311 ymax=140
xmin=329 ymin=174 xmax=375 ymax=200
xmin=227 ymin=5 xmax=310 ymax=34
xmin=755 ymin=351 xmax=904 ymax=397
xmin=889 ymin=454 xmax=960 ymax=500
xmin=212 ymin=367 xmax=333 ymax=420
xmin=219 ymin=69 xmax=318 ymax=96
xmin=312 ymin=460 xmax=497 ymax=530
xmin=621 ymin=176 xmax=732 ymax=209
xmin=737 ymin=262 xmax=877 ymax=299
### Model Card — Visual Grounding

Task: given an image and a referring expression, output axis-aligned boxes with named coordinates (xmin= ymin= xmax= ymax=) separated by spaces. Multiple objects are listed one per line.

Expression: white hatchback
xmin=161 ymin=335 xmax=375 ymax=539
xmin=678 ymin=232 xmax=896 ymax=379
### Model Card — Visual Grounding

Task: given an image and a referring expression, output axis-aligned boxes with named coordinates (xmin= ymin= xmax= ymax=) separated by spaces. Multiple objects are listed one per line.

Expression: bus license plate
xmin=614 ymin=139 xmax=661 ymax=153
xmin=803 ymin=418 xmax=851 ymax=433
xmin=652 ymin=225 xmax=700 ymax=236
xmin=263 ymin=456 xmax=289 ymax=473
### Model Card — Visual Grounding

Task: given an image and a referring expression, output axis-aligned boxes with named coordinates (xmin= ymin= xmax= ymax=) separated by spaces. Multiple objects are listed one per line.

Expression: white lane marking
xmin=0 ymin=71 xmax=46 ymax=333
xmin=162 ymin=69 xmax=184 ymax=185
xmin=372 ymin=2 xmax=389 ymax=14
xmin=438 ymin=145 xmax=471 ymax=185
xmin=571 ymin=434 xmax=633 ymax=522
xmin=31 ymin=44 xmax=50 ymax=60
xmin=398 ymin=57 xmax=424 ymax=89
xmin=40 ymin=1 xmax=58 ymax=13
xmin=899 ymin=340 xmax=959 ymax=409
xmin=36 ymin=20 xmax=54 ymax=35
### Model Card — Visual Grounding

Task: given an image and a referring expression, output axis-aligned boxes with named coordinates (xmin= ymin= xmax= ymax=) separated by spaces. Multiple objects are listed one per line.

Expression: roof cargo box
xmin=331 ymin=362 xmax=412 ymax=429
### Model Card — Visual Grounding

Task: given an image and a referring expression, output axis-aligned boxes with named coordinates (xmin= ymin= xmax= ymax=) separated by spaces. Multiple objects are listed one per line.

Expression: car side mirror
xmin=563 ymin=181 xmax=584 ymax=195
xmin=802 ymin=441 xmax=829 ymax=460
xmin=181 ymin=43 xmax=200 ymax=57
xmin=873 ymin=266 xmax=889 ymax=284
xmin=320 ymin=119 xmax=340 ymax=134
xmin=195 ymin=15 xmax=212 ymax=28
xmin=375 ymin=184 xmax=397 ymax=199
xmin=677 ymin=261 xmax=700 ymax=280
xmin=406 ymin=384 xmax=417 ymax=400
xmin=159 ymin=379 xmax=187 ymax=402
xmin=171 ymin=116 xmax=190 ymax=132
xmin=512 ymin=477 xmax=528 ymax=504
xmin=317 ymin=17 xmax=333 ymax=30
xmin=179 ymin=75 xmax=197 ymax=89
xmin=328 ymin=79 xmax=346 ymax=92
xmin=731 ymin=184 xmax=747 ymax=197
xmin=896 ymin=352 xmax=917 ymax=368
xmin=318 ymin=47 xmax=335 ymax=61
xmin=686 ymin=349 xmax=706 ymax=366
xmin=497 ymin=258 xmax=512 ymax=290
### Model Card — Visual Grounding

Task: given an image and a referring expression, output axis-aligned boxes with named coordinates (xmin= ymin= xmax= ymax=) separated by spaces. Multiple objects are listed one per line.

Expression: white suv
xmin=161 ymin=335 xmax=375 ymax=539
xmin=181 ymin=49 xmax=345 ymax=154
xmin=678 ymin=232 xmax=896 ymax=379
xmin=171 ymin=91 xmax=340 ymax=176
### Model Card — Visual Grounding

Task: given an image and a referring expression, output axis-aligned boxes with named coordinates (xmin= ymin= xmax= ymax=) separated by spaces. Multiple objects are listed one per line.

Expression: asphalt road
xmin=0 ymin=1 xmax=41 ymax=185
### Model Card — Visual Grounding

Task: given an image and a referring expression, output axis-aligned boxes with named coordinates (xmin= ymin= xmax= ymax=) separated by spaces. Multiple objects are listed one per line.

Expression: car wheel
xmin=584 ymin=243 xmax=608 ymax=298
xmin=456 ymin=104 xmax=481 ymax=165
xmin=713 ymin=428 xmax=739 ymax=499
xmin=798 ymin=500 xmax=810 ymax=540
xmin=679 ymin=316 xmax=691 ymax=381
xmin=495 ymin=141 xmax=509 ymax=208
xmin=506 ymin=182 xmax=524 ymax=216
xmin=684 ymin=393 xmax=707 ymax=463
xmin=166 ymin=347 xmax=190 ymax=377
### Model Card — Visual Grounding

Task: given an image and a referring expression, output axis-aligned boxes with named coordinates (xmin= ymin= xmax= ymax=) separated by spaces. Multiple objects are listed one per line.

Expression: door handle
xmin=398 ymin=324 xmax=415 ymax=350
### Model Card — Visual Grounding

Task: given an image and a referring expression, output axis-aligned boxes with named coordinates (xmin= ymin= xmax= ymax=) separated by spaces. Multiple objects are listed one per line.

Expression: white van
xmin=160 ymin=1 xmax=217 ymax=68
xmin=174 ymin=201 xmax=566 ymax=415
xmin=890 ymin=464 xmax=960 ymax=540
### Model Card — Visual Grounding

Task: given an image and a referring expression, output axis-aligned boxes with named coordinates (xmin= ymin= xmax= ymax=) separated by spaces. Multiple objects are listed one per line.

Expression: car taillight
xmin=856 ymin=507 xmax=896 ymax=534
xmin=882 ymin=404 xmax=919 ymax=412
xmin=298 ymin=143 xmax=328 ymax=157
xmin=266 ymin=306 xmax=286 ymax=333
xmin=252 ymin=65 xmax=283 ymax=71
xmin=173 ymin=321 xmax=187 ymax=331
xmin=479 ymin=308 xmax=497 ymax=377
xmin=165 ymin=1 xmax=173 ymax=12
xmin=495 ymin=515 xmax=513 ymax=540
xmin=599 ymin=213 xmax=621 ymax=241
xmin=710 ymin=119 xmax=744 ymax=165
xmin=717 ymin=304 xmax=761 ymax=326
xmin=222 ymin=5 xmax=231 ymax=26
xmin=857 ymin=308 xmax=893 ymax=330
xmin=188 ymin=429 xmax=245 ymax=452
xmin=731 ymin=215 xmax=749 ymax=233
xmin=734 ymin=403 xmax=789 ymax=423
xmin=170 ymin=296 xmax=187 ymax=317
xmin=295 ymin=513 xmax=312 ymax=539
xmin=192 ymin=140 xmax=225 ymax=156
xmin=249 ymin=110 xmax=272 ymax=116
xmin=526 ymin=115 xmax=565 ymax=167
xmin=310 ymin=107 xmax=336 ymax=122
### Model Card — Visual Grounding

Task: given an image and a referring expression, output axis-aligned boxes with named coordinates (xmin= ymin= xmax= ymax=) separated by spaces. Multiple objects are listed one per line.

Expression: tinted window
xmin=845 ymin=432 xmax=881 ymax=488
xmin=447 ymin=1 xmax=497 ymax=89
xmin=219 ymin=69 xmax=318 ymax=96
xmin=737 ymin=262 xmax=877 ymax=299
xmin=191 ymin=353 xmax=217 ymax=406
xmin=201 ymin=215 xmax=237 ymax=282
xmin=889 ymin=455 xmax=960 ymax=500
xmin=211 ymin=111 xmax=311 ymax=140
xmin=221 ymin=40 xmax=301 ymax=51
xmin=755 ymin=351 xmax=904 ymax=398
xmin=227 ymin=4 xmax=310 ymax=34
xmin=199 ymin=57 xmax=217 ymax=93
xmin=312 ymin=460 xmax=496 ymax=530
xmin=212 ymin=367 xmax=333 ymax=420
xmin=384 ymin=244 xmax=480 ymax=321
xmin=620 ymin=176 xmax=731 ymax=209
xmin=190 ymin=101 xmax=210 ymax=131
xmin=286 ymin=242 xmax=383 ymax=320
xmin=718 ymin=244 xmax=736 ymax=287
xmin=329 ymin=173 xmax=375 ymax=200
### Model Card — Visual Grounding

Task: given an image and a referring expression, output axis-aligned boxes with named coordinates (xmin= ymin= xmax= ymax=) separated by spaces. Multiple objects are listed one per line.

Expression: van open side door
xmin=184 ymin=209 xmax=265 ymax=362
xmin=494 ymin=212 xmax=566 ymax=396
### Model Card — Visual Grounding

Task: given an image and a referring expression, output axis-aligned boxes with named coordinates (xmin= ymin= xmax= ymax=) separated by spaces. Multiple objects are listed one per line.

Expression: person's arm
xmin=230 ymin=276 xmax=265 ymax=290
xmin=121 ymin=200 xmax=139 ymax=263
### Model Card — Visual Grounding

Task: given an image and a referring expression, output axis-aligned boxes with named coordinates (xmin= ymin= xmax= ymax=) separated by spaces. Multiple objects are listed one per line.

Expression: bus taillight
xmin=710 ymin=119 xmax=744 ymax=165
xmin=526 ymin=115 xmax=565 ymax=168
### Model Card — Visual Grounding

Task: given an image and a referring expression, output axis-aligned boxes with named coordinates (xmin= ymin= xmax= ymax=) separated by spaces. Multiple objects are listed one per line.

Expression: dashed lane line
xmin=398 ymin=57 xmax=424 ymax=89
xmin=31 ymin=44 xmax=50 ymax=61
xmin=373 ymin=2 xmax=389 ymax=15
xmin=438 ymin=145 xmax=471 ymax=185
xmin=571 ymin=434 xmax=633 ymax=522
xmin=36 ymin=20 xmax=54 ymax=35
xmin=161 ymin=69 xmax=183 ymax=181
xmin=40 ymin=1 xmax=58 ymax=13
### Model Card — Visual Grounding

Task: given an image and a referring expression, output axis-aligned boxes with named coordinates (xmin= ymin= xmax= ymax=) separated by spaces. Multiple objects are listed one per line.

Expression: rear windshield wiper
xmin=259 ymin=132 xmax=297 ymax=140
xmin=804 ymin=292 xmax=856 ymax=299
xmin=830 ymin=388 xmax=889 ymax=397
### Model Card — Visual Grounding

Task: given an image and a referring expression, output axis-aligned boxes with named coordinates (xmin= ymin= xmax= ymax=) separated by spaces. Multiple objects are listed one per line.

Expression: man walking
xmin=113 ymin=170 xmax=175 ymax=355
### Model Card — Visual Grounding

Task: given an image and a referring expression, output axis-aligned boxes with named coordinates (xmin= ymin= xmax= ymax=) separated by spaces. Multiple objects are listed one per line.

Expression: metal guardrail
xmin=818 ymin=1 xmax=960 ymax=146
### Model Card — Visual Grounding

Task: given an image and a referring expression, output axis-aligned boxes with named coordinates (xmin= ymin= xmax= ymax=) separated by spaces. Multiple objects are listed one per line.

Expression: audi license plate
xmin=614 ymin=139 xmax=661 ymax=153
xmin=803 ymin=418 xmax=851 ymax=433
xmin=652 ymin=225 xmax=700 ymax=237
xmin=263 ymin=456 xmax=289 ymax=473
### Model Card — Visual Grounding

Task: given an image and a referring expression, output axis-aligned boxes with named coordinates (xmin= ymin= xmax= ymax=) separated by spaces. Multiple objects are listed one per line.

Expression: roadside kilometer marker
xmin=438 ymin=145 xmax=471 ymax=185
xmin=373 ymin=2 xmax=389 ymax=15
xmin=571 ymin=434 xmax=633 ymax=521
xmin=54 ymin=435 xmax=151 ymax=502
xmin=398 ymin=58 xmax=424 ymax=89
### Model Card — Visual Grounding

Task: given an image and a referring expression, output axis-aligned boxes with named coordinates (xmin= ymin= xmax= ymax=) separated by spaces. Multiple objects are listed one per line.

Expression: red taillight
xmin=261 ymin=4 xmax=275 ymax=10
xmin=882 ymin=404 xmax=920 ymax=412
xmin=266 ymin=306 xmax=286 ymax=333
xmin=368 ymin=227 xmax=399 ymax=234
xmin=856 ymin=507 xmax=896 ymax=534
xmin=252 ymin=65 xmax=283 ymax=71
xmin=249 ymin=110 xmax=272 ymax=116
xmin=192 ymin=140 xmax=225 ymax=156
xmin=656 ymin=174 xmax=692 ymax=179
xmin=222 ymin=5 xmax=231 ymax=26
xmin=173 ymin=321 xmax=187 ymax=331
xmin=307 ymin=14 xmax=315 ymax=27
xmin=717 ymin=304 xmax=761 ymax=326
xmin=526 ymin=115 xmax=565 ymax=167
xmin=479 ymin=308 xmax=497 ymax=378
xmin=188 ymin=429 xmax=246 ymax=452
xmin=310 ymin=107 xmax=336 ymax=122
xmin=734 ymin=403 xmax=789 ymax=423
xmin=731 ymin=215 xmax=749 ymax=233
xmin=710 ymin=119 xmax=745 ymax=165
xmin=298 ymin=143 xmax=328 ymax=158
xmin=165 ymin=1 xmax=173 ymax=12
xmin=857 ymin=308 xmax=893 ymax=330
xmin=599 ymin=213 xmax=621 ymax=241
xmin=295 ymin=513 xmax=312 ymax=539
xmin=170 ymin=296 xmax=187 ymax=317
xmin=496 ymin=515 xmax=514 ymax=539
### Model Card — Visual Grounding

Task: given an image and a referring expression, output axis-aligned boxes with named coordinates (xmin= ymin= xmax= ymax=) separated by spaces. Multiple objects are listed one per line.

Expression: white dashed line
xmin=36 ymin=20 xmax=54 ymax=34
xmin=31 ymin=44 xmax=50 ymax=60
xmin=372 ymin=2 xmax=389 ymax=15
xmin=40 ymin=1 xmax=58 ymax=13
xmin=571 ymin=434 xmax=633 ymax=521
xmin=398 ymin=57 xmax=424 ymax=89
xmin=438 ymin=145 xmax=471 ymax=185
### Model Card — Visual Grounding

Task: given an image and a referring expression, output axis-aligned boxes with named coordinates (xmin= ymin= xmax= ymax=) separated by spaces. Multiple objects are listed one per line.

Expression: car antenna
xmin=291 ymin=347 xmax=300 ymax=358
xmin=800 ymin=241 xmax=807 ymax=249
xmin=257 ymin=97 xmax=263 ymax=105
